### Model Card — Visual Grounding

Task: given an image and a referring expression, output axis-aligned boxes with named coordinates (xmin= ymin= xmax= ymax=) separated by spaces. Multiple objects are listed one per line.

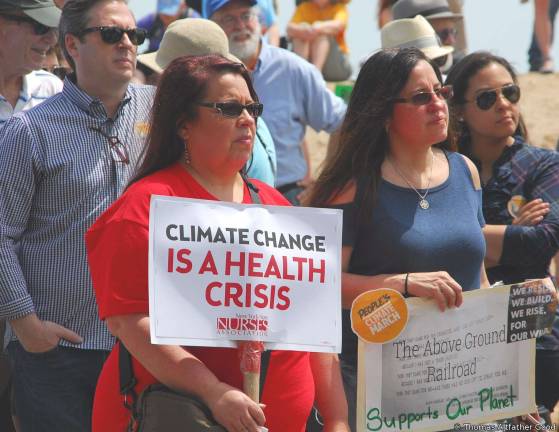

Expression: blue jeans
xmin=7 ymin=342 xmax=109 ymax=432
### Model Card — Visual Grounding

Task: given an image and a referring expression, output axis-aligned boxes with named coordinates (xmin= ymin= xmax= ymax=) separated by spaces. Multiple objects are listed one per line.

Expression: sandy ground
xmin=518 ymin=73 xmax=559 ymax=151
xmin=305 ymin=73 xmax=559 ymax=178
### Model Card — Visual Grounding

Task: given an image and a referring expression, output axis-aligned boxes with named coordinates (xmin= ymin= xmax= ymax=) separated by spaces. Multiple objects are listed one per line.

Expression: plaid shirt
xmin=464 ymin=135 xmax=559 ymax=350
xmin=0 ymin=77 xmax=155 ymax=350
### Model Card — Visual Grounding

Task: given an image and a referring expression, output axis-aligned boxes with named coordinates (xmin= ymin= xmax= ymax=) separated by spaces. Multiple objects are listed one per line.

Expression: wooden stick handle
xmin=243 ymin=371 xmax=260 ymax=402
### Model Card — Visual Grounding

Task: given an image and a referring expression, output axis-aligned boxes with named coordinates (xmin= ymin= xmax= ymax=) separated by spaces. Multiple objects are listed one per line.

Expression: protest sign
xmin=356 ymin=279 xmax=557 ymax=432
xmin=148 ymin=195 xmax=342 ymax=353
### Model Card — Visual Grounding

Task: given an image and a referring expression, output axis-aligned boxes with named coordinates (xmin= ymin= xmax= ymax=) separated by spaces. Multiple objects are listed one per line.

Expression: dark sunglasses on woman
xmin=0 ymin=13 xmax=55 ymax=36
xmin=469 ymin=84 xmax=521 ymax=111
xmin=198 ymin=102 xmax=264 ymax=119
xmin=392 ymin=85 xmax=453 ymax=106
xmin=79 ymin=26 xmax=147 ymax=46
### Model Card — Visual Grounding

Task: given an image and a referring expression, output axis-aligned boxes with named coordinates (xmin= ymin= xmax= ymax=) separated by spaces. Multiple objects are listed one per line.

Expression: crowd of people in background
xmin=0 ymin=0 xmax=558 ymax=431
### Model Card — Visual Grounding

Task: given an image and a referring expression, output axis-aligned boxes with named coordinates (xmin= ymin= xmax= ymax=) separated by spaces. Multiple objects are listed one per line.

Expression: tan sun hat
xmin=137 ymin=18 xmax=240 ymax=73
xmin=381 ymin=15 xmax=454 ymax=60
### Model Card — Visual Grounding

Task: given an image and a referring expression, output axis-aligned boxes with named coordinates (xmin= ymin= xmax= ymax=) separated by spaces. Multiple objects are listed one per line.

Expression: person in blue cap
xmin=137 ymin=0 xmax=200 ymax=53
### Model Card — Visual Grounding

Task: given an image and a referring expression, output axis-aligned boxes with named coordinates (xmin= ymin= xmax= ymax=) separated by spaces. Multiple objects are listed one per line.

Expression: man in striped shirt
xmin=0 ymin=0 xmax=154 ymax=430
xmin=0 ymin=0 xmax=63 ymax=126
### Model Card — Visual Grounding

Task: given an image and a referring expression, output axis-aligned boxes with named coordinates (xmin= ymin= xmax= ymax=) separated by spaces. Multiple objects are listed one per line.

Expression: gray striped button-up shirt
xmin=0 ymin=77 xmax=155 ymax=350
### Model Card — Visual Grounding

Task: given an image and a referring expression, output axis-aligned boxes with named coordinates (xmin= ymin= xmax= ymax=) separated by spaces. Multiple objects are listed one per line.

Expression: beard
xmin=228 ymin=25 xmax=261 ymax=63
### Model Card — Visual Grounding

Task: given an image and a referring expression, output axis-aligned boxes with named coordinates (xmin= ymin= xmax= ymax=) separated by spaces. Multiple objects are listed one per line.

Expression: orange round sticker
xmin=350 ymin=289 xmax=408 ymax=343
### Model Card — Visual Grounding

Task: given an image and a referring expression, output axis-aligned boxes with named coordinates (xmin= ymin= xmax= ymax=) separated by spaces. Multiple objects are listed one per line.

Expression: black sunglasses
xmin=393 ymin=85 xmax=453 ymax=106
xmin=468 ymin=84 xmax=521 ymax=111
xmin=438 ymin=28 xmax=458 ymax=41
xmin=0 ymin=13 xmax=54 ymax=36
xmin=198 ymin=102 xmax=264 ymax=118
xmin=79 ymin=26 xmax=147 ymax=46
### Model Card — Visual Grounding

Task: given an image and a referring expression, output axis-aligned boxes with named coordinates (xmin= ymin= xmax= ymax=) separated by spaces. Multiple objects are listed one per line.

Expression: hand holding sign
xmin=406 ymin=272 xmax=463 ymax=311
xmin=205 ymin=381 xmax=266 ymax=432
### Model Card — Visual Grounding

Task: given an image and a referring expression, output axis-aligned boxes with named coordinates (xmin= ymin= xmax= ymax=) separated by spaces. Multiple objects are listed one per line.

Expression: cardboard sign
xmin=357 ymin=279 xmax=557 ymax=432
xmin=148 ymin=195 xmax=343 ymax=353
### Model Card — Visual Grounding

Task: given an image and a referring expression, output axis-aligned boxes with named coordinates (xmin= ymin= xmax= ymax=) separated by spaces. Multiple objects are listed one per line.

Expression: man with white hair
xmin=206 ymin=0 xmax=346 ymax=205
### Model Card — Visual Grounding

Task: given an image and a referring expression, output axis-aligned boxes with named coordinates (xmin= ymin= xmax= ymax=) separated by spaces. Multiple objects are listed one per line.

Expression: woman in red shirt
xmin=86 ymin=55 xmax=349 ymax=432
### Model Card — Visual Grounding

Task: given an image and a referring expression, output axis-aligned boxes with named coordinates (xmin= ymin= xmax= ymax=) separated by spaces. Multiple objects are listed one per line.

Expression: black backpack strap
xmin=240 ymin=170 xmax=261 ymax=204
xmin=119 ymin=341 xmax=138 ymax=411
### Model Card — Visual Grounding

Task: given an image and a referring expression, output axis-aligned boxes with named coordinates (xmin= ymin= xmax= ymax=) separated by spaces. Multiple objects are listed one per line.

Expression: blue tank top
xmin=336 ymin=151 xmax=486 ymax=366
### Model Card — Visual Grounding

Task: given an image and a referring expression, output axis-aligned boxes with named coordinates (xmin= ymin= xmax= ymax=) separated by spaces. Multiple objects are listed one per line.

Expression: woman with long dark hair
xmin=86 ymin=54 xmax=349 ymax=432
xmin=445 ymin=51 xmax=559 ymax=419
xmin=308 ymin=47 xmax=489 ymax=430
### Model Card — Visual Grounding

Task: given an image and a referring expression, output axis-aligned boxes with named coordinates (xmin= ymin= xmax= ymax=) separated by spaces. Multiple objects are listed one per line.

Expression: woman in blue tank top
xmin=307 ymin=48 xmax=489 ymax=431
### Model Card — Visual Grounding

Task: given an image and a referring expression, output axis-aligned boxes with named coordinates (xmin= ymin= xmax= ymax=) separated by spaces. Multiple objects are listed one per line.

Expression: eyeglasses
xmin=392 ymin=85 xmax=453 ymax=106
xmin=437 ymin=28 xmax=458 ymax=41
xmin=467 ymin=84 xmax=521 ymax=111
xmin=218 ymin=12 xmax=257 ymax=28
xmin=79 ymin=26 xmax=147 ymax=46
xmin=89 ymin=126 xmax=130 ymax=164
xmin=198 ymin=102 xmax=264 ymax=118
xmin=0 ymin=13 xmax=55 ymax=36
xmin=42 ymin=66 xmax=71 ymax=80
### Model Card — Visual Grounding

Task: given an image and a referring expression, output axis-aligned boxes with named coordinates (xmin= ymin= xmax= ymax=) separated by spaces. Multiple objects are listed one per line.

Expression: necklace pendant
xmin=419 ymin=199 xmax=430 ymax=210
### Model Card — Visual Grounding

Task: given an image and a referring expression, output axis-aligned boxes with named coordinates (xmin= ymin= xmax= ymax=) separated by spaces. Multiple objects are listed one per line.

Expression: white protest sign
xmin=356 ymin=279 xmax=557 ymax=432
xmin=148 ymin=195 xmax=342 ymax=353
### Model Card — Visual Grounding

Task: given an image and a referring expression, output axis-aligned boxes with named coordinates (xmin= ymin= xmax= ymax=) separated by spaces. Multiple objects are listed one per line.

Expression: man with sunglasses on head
xmin=206 ymin=0 xmax=347 ymax=206
xmin=0 ymin=0 xmax=154 ymax=431
xmin=0 ymin=0 xmax=63 ymax=128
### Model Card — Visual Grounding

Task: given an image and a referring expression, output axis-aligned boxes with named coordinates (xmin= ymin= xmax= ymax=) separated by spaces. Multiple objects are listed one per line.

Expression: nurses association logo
xmin=216 ymin=314 xmax=269 ymax=337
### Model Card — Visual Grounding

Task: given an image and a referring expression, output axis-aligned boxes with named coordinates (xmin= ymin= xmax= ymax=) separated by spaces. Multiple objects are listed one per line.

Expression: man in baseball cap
xmin=0 ymin=0 xmax=62 ymax=124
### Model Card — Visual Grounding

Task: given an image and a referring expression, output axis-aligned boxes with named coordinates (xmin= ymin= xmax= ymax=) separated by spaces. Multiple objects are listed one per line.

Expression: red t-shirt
xmin=86 ymin=163 xmax=314 ymax=432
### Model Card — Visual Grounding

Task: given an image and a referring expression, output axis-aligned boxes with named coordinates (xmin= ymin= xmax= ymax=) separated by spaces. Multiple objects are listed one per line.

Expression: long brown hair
xmin=308 ymin=48 xmax=444 ymax=216
xmin=130 ymin=54 xmax=258 ymax=185
xmin=444 ymin=51 xmax=528 ymax=153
